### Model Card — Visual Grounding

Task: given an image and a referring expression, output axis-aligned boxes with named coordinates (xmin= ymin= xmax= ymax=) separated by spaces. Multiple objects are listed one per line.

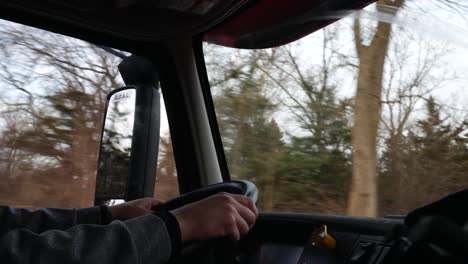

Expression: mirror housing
xmin=95 ymin=87 xmax=136 ymax=205
xmin=95 ymin=84 xmax=161 ymax=205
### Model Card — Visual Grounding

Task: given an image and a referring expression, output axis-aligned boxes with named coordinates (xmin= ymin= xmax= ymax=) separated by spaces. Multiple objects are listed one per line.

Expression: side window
xmin=0 ymin=19 xmax=178 ymax=208
xmin=0 ymin=20 xmax=122 ymax=208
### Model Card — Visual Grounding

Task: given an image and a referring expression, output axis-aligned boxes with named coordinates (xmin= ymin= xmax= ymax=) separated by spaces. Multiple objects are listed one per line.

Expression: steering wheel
xmin=154 ymin=180 xmax=258 ymax=264
xmin=154 ymin=180 xmax=258 ymax=212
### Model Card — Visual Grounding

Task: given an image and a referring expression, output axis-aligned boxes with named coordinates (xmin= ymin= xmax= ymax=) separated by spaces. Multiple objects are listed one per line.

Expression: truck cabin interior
xmin=1 ymin=0 xmax=468 ymax=263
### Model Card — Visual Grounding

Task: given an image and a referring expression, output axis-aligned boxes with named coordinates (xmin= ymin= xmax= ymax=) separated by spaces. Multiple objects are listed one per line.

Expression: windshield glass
xmin=204 ymin=1 xmax=468 ymax=216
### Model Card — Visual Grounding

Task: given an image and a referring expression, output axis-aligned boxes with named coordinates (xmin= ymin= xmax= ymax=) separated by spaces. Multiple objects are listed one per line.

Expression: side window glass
xmin=0 ymin=20 xmax=123 ymax=208
xmin=0 ymin=19 xmax=180 ymax=208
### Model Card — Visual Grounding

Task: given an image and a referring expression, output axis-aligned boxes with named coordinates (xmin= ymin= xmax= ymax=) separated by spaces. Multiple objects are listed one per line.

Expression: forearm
xmin=0 ymin=214 xmax=174 ymax=264
xmin=0 ymin=205 xmax=104 ymax=234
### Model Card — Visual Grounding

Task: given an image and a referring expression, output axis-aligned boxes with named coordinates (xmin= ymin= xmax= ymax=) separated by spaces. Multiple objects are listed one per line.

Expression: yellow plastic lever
xmin=310 ymin=225 xmax=336 ymax=250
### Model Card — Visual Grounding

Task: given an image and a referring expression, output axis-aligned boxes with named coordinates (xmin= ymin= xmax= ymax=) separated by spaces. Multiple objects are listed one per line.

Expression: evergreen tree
xmin=380 ymin=97 xmax=468 ymax=214
xmin=275 ymin=90 xmax=352 ymax=214
xmin=211 ymin=49 xmax=284 ymax=210
xmin=260 ymin=42 xmax=353 ymax=214
xmin=8 ymin=88 xmax=106 ymax=207
xmin=208 ymin=42 xmax=353 ymax=213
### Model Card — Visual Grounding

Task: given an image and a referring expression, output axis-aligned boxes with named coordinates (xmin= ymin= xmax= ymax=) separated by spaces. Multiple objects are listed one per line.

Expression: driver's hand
xmin=109 ymin=198 xmax=162 ymax=220
xmin=170 ymin=192 xmax=258 ymax=242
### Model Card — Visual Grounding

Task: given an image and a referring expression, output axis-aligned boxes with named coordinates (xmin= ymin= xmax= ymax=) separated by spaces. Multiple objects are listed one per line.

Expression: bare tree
xmin=378 ymin=34 xmax=453 ymax=214
xmin=348 ymin=0 xmax=466 ymax=216
xmin=248 ymin=29 xmax=353 ymax=214
xmin=205 ymin=45 xmax=285 ymax=211
xmin=348 ymin=0 xmax=403 ymax=216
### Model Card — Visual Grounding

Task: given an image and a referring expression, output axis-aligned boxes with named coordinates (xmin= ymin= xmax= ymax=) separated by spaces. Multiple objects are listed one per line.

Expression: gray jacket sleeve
xmin=0 ymin=206 xmax=174 ymax=264
xmin=0 ymin=206 xmax=105 ymax=233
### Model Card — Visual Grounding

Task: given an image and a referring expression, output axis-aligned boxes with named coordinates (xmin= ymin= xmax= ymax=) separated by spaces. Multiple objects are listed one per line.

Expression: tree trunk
xmin=348 ymin=1 xmax=402 ymax=216
xmin=262 ymin=180 xmax=275 ymax=211
xmin=385 ymin=133 xmax=404 ymax=214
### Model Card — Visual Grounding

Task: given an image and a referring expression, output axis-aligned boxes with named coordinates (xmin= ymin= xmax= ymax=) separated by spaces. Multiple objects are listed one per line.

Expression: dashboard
xmin=236 ymin=213 xmax=404 ymax=264
xmin=244 ymin=232 xmax=392 ymax=264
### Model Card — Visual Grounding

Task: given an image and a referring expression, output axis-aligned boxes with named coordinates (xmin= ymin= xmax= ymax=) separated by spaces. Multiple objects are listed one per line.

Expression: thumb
xmin=152 ymin=199 xmax=164 ymax=207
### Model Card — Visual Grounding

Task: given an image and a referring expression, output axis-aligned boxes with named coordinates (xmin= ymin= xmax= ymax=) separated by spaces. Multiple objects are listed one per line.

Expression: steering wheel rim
xmin=158 ymin=180 xmax=258 ymax=264
xmin=154 ymin=180 xmax=258 ymax=212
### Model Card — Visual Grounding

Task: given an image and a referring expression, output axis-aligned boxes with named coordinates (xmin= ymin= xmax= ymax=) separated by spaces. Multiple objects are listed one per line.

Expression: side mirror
xmin=95 ymin=87 xmax=136 ymax=205
xmin=94 ymin=85 xmax=160 ymax=205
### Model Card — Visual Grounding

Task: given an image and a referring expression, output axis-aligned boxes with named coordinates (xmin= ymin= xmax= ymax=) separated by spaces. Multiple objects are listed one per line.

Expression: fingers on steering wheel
xmin=235 ymin=212 xmax=251 ymax=237
xmin=231 ymin=194 xmax=258 ymax=217
xmin=227 ymin=214 xmax=241 ymax=241
xmin=232 ymin=199 xmax=257 ymax=228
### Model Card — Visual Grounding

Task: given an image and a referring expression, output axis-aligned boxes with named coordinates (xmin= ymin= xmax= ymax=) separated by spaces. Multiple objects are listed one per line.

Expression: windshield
xmin=203 ymin=1 xmax=468 ymax=216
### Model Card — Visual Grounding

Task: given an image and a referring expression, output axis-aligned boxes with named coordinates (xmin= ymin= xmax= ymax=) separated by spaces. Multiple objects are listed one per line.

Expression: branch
xmin=353 ymin=16 xmax=365 ymax=57
xmin=257 ymin=66 xmax=315 ymax=128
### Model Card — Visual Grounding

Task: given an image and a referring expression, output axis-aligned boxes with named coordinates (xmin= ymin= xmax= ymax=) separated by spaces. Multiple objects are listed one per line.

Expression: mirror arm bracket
xmin=118 ymin=54 xmax=159 ymax=86
xmin=119 ymin=55 xmax=161 ymax=201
